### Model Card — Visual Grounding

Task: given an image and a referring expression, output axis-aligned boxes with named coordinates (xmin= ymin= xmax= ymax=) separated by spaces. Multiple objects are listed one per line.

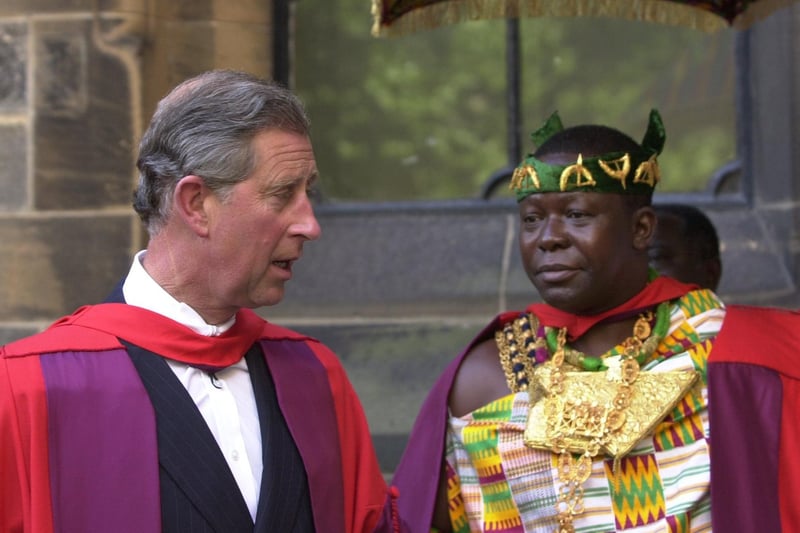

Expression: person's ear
xmin=632 ymin=206 xmax=656 ymax=251
xmin=705 ymin=258 xmax=722 ymax=292
xmin=173 ymin=175 xmax=211 ymax=237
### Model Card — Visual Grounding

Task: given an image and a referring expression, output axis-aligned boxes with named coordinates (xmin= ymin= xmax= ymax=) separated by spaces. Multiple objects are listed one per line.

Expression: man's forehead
xmin=521 ymin=190 xmax=624 ymax=205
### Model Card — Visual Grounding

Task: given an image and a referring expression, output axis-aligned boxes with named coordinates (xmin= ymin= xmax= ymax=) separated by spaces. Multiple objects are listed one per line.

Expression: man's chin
xmin=252 ymin=287 xmax=286 ymax=309
xmin=537 ymin=287 xmax=583 ymax=313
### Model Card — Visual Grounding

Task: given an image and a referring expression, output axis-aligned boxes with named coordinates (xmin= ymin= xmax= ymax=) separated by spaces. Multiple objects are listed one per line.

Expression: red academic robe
xmin=707 ymin=303 xmax=800 ymax=532
xmin=1 ymin=303 xmax=398 ymax=533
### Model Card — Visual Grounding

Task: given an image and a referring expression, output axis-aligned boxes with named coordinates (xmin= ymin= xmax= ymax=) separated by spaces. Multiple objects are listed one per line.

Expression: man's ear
xmin=632 ymin=206 xmax=657 ymax=251
xmin=705 ymin=258 xmax=723 ymax=292
xmin=173 ymin=175 xmax=211 ymax=237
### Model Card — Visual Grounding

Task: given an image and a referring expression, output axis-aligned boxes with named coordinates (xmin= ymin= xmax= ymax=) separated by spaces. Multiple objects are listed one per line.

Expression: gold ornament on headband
xmin=598 ymin=154 xmax=631 ymax=190
xmin=634 ymin=154 xmax=661 ymax=187
xmin=511 ymin=164 xmax=540 ymax=191
xmin=511 ymin=109 xmax=666 ymax=201
xmin=559 ymin=154 xmax=596 ymax=190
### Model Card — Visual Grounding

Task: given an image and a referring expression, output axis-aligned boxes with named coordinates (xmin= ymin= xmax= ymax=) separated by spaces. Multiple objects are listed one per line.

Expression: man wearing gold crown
xmin=391 ymin=110 xmax=800 ymax=532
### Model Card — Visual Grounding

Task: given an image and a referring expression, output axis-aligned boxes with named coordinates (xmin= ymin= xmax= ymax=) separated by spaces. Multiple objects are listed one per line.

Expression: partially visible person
xmin=1 ymin=70 xmax=397 ymax=533
xmin=650 ymin=203 xmax=722 ymax=291
xmin=391 ymin=110 xmax=800 ymax=532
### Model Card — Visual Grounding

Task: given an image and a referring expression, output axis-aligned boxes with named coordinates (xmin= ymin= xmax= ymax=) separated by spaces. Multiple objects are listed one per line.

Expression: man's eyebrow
xmin=263 ymin=172 xmax=318 ymax=195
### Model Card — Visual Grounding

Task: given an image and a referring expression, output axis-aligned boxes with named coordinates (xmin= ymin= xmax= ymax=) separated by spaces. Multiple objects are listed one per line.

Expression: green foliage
xmin=295 ymin=1 xmax=737 ymax=201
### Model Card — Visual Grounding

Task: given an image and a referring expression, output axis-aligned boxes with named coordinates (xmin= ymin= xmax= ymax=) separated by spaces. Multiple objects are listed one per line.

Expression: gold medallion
xmin=524 ymin=364 xmax=698 ymax=458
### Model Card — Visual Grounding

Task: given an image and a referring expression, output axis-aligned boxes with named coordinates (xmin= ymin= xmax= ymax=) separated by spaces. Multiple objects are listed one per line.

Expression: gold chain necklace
xmin=547 ymin=312 xmax=652 ymax=532
xmin=547 ymin=323 xmax=644 ymax=533
xmin=496 ymin=309 xmax=698 ymax=533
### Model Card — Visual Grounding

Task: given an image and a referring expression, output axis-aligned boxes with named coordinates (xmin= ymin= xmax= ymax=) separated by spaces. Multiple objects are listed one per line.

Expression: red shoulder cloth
xmin=5 ymin=304 xmax=307 ymax=368
xmin=527 ymin=276 xmax=695 ymax=340
xmin=711 ymin=304 xmax=800 ymax=377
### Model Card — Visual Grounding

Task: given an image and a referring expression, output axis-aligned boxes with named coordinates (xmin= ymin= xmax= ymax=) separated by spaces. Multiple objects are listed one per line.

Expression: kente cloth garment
xmin=1 ymin=303 xmax=398 ymax=533
xmin=445 ymin=289 xmax=723 ymax=532
xmin=391 ymin=279 xmax=800 ymax=532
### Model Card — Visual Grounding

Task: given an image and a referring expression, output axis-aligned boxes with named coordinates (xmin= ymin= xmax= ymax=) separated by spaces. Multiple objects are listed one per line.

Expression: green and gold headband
xmin=510 ymin=109 xmax=666 ymax=201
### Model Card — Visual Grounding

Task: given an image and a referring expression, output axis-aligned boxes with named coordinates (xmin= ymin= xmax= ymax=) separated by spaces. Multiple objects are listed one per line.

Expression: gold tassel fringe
xmin=371 ymin=0 xmax=800 ymax=37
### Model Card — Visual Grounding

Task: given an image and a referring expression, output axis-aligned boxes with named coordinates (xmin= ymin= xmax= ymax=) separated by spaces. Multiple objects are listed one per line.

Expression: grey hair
xmin=133 ymin=69 xmax=311 ymax=234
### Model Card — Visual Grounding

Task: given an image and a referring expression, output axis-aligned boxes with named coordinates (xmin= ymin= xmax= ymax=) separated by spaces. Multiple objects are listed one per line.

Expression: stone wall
xmin=0 ymin=3 xmax=139 ymax=340
xmin=1 ymin=2 xmax=798 ymax=475
xmin=0 ymin=0 xmax=274 ymax=337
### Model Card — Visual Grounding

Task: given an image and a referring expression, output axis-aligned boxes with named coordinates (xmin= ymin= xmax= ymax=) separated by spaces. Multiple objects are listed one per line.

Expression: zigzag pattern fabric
xmin=604 ymin=454 xmax=666 ymax=529
xmin=445 ymin=290 xmax=725 ymax=531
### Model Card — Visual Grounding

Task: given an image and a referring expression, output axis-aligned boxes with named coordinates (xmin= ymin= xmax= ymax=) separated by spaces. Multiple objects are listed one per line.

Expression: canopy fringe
xmin=372 ymin=0 xmax=798 ymax=37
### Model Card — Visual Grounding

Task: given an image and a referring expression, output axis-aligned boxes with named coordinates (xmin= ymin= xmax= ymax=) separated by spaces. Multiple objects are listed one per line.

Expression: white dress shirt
xmin=122 ymin=251 xmax=262 ymax=521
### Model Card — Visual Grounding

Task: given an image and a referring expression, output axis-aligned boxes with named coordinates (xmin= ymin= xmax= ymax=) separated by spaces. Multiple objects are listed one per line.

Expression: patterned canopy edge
xmin=371 ymin=0 xmax=800 ymax=37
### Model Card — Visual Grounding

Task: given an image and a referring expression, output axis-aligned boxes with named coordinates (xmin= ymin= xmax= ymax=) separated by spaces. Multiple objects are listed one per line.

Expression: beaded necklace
xmin=545 ymin=300 xmax=671 ymax=371
xmin=496 ymin=301 xmax=671 ymax=392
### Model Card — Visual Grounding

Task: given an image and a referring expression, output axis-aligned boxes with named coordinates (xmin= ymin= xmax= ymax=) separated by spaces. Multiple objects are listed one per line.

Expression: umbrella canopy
xmin=372 ymin=0 xmax=800 ymax=36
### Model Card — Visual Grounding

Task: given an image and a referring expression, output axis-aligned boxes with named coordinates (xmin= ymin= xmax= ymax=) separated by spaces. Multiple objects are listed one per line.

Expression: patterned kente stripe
xmin=463 ymin=397 xmax=525 ymax=532
xmin=605 ymin=454 xmax=666 ymax=529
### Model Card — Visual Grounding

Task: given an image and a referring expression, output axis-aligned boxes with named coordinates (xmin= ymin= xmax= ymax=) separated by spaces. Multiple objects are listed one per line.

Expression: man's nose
xmin=538 ymin=216 xmax=568 ymax=250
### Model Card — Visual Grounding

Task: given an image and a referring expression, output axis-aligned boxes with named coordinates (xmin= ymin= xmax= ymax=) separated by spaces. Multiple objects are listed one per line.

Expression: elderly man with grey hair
xmin=1 ymin=70 xmax=397 ymax=533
